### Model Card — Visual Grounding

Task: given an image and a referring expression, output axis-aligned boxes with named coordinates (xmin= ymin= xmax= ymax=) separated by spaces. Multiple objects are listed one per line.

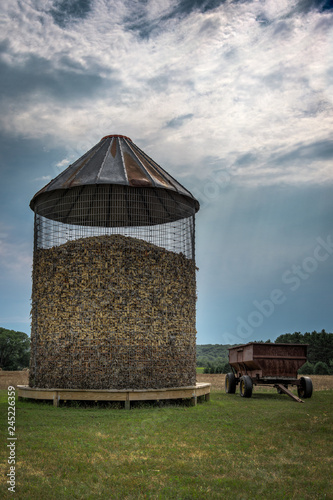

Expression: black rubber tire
xmin=225 ymin=372 xmax=237 ymax=394
xmin=239 ymin=375 xmax=253 ymax=398
xmin=297 ymin=376 xmax=313 ymax=399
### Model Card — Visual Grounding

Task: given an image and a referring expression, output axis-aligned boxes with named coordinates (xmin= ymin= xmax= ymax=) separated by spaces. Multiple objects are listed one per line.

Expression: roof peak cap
xmin=101 ymin=134 xmax=132 ymax=142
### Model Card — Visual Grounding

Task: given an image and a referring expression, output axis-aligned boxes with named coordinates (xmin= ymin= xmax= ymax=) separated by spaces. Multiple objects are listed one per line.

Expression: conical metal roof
xmin=30 ymin=135 xmax=199 ymax=227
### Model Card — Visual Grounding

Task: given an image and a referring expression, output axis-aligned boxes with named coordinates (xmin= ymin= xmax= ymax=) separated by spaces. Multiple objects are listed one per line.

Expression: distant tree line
xmin=202 ymin=362 xmax=232 ymax=374
xmin=196 ymin=344 xmax=234 ymax=371
xmin=197 ymin=330 xmax=333 ymax=375
xmin=0 ymin=328 xmax=30 ymax=370
xmin=275 ymin=330 xmax=333 ymax=375
xmin=1 ymin=327 xmax=332 ymax=374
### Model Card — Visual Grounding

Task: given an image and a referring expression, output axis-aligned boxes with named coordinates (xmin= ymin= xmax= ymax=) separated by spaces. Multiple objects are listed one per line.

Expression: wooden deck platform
xmin=17 ymin=383 xmax=211 ymax=409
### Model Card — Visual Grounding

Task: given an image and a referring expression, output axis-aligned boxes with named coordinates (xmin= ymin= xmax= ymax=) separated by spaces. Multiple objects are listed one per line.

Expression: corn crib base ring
xmin=17 ymin=383 xmax=211 ymax=408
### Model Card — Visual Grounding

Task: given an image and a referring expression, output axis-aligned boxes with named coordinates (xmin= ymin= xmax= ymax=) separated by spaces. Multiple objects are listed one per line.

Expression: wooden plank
xmin=128 ymin=388 xmax=193 ymax=401
xmin=58 ymin=391 xmax=127 ymax=401
xmin=195 ymin=383 xmax=211 ymax=390
xmin=275 ymin=384 xmax=304 ymax=403
xmin=195 ymin=386 xmax=211 ymax=397
xmin=17 ymin=387 xmax=55 ymax=400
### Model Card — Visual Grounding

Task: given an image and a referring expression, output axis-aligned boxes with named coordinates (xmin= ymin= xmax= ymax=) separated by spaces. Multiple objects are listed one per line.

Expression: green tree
xmin=329 ymin=360 xmax=333 ymax=375
xmin=275 ymin=330 xmax=333 ymax=366
xmin=314 ymin=361 xmax=330 ymax=375
xmin=276 ymin=331 xmax=303 ymax=344
xmin=298 ymin=361 xmax=314 ymax=375
xmin=306 ymin=330 xmax=333 ymax=366
xmin=0 ymin=328 xmax=30 ymax=370
xmin=196 ymin=344 xmax=237 ymax=367
xmin=196 ymin=357 xmax=205 ymax=367
xmin=222 ymin=362 xmax=232 ymax=374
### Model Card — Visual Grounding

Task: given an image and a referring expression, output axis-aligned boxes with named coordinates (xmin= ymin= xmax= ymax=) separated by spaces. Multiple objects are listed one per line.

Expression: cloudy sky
xmin=0 ymin=0 xmax=332 ymax=344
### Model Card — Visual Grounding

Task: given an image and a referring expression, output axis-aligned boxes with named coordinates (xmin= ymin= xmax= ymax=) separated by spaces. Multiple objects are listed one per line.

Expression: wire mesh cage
xmin=29 ymin=135 xmax=199 ymax=390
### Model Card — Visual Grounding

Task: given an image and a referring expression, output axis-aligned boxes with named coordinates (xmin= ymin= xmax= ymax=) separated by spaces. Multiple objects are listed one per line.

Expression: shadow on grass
xmin=250 ymin=392 xmax=302 ymax=403
xmin=18 ymin=396 xmax=209 ymax=410
xmin=218 ymin=391 xmax=305 ymax=404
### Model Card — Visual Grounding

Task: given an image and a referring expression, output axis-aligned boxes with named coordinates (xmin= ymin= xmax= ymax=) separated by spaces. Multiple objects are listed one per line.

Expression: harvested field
xmin=0 ymin=370 xmax=29 ymax=389
xmin=197 ymin=373 xmax=333 ymax=392
xmin=3 ymin=371 xmax=332 ymax=392
xmin=30 ymin=234 xmax=197 ymax=390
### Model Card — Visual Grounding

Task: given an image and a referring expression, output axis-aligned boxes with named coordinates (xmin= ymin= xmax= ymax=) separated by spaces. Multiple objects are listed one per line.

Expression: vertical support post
xmin=191 ymin=396 xmax=197 ymax=406
xmin=125 ymin=400 xmax=130 ymax=410
xmin=205 ymin=393 xmax=210 ymax=402
xmin=53 ymin=392 xmax=59 ymax=407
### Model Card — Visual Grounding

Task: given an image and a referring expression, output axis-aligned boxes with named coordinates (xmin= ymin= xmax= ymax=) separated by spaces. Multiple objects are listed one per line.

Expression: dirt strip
xmin=197 ymin=373 xmax=333 ymax=392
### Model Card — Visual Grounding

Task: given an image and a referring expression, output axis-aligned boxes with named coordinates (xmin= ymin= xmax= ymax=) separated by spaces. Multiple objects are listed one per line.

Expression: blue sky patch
xmin=50 ymin=0 xmax=92 ymax=28
xmin=165 ymin=114 xmax=194 ymax=129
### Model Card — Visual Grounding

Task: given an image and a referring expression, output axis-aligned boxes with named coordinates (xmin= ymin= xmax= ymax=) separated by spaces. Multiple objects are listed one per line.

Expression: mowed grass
xmin=0 ymin=389 xmax=332 ymax=499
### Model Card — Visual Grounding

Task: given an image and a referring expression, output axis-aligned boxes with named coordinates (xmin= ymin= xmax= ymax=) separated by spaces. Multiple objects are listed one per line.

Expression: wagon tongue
xmin=274 ymin=384 xmax=304 ymax=403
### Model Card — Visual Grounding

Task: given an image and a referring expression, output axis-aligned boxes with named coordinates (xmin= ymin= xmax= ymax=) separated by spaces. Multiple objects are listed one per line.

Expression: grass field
xmin=1 ymin=380 xmax=332 ymax=499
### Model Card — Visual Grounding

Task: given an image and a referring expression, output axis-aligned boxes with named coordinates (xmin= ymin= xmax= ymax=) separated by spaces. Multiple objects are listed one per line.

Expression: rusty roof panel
xmin=121 ymin=139 xmax=153 ymax=188
xmin=110 ymin=136 xmax=117 ymax=158
xmin=130 ymin=146 xmax=172 ymax=189
xmin=68 ymin=139 xmax=111 ymax=187
xmin=51 ymin=143 xmax=101 ymax=190
xmin=123 ymin=152 xmax=152 ymax=187
xmin=129 ymin=140 xmax=192 ymax=198
xmin=96 ymin=137 xmax=127 ymax=185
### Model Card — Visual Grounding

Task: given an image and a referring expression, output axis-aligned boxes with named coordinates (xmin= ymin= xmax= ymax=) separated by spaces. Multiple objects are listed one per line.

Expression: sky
xmin=0 ymin=0 xmax=332 ymax=345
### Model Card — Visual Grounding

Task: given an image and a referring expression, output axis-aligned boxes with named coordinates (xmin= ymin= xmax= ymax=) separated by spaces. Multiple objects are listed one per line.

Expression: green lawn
xmin=1 ymin=390 xmax=332 ymax=499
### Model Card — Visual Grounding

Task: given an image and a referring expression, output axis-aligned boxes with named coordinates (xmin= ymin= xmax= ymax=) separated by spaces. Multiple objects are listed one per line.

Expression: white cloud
xmin=34 ymin=175 xmax=52 ymax=182
xmin=55 ymin=157 xmax=72 ymax=168
xmin=0 ymin=0 xmax=332 ymax=186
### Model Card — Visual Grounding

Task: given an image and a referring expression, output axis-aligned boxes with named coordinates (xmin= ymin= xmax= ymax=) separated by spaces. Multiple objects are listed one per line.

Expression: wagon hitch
xmin=275 ymin=384 xmax=304 ymax=403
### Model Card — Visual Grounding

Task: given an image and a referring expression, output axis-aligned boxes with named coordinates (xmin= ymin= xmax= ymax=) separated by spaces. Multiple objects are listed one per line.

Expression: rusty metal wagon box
xmin=228 ymin=342 xmax=308 ymax=379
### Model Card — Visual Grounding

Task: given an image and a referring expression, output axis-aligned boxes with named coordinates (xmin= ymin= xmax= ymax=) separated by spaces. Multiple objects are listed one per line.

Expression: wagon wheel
xmin=239 ymin=375 xmax=253 ymax=398
xmin=297 ymin=376 xmax=313 ymax=399
xmin=225 ymin=372 xmax=237 ymax=394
